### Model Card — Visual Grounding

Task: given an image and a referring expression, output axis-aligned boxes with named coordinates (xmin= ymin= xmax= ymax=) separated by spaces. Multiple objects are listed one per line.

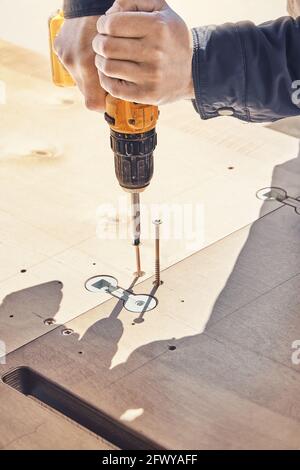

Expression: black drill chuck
xmin=110 ymin=128 xmax=157 ymax=192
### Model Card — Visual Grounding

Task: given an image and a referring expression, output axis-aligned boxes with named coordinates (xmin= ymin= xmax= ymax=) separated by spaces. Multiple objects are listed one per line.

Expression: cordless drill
xmin=49 ymin=10 xmax=159 ymax=276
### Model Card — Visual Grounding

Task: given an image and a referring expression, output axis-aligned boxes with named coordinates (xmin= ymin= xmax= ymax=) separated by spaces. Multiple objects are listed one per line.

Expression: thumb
xmin=106 ymin=0 xmax=167 ymax=14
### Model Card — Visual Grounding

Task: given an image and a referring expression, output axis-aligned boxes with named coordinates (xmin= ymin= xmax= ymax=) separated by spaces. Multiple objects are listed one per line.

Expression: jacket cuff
xmin=63 ymin=0 xmax=115 ymax=18
xmin=191 ymin=25 xmax=250 ymax=122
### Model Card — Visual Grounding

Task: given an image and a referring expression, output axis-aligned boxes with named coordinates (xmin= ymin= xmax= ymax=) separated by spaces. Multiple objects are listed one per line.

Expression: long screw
xmin=131 ymin=193 xmax=143 ymax=277
xmin=135 ymin=244 xmax=142 ymax=278
xmin=153 ymin=219 xmax=163 ymax=287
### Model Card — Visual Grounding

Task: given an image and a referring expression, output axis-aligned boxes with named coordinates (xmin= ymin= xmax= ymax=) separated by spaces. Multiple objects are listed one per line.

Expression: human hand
xmin=92 ymin=0 xmax=195 ymax=105
xmin=55 ymin=16 xmax=107 ymax=111
xmin=287 ymin=0 xmax=300 ymax=17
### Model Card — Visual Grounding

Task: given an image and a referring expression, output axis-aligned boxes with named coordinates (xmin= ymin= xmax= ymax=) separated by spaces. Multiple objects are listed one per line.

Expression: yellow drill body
xmin=49 ymin=9 xmax=159 ymax=276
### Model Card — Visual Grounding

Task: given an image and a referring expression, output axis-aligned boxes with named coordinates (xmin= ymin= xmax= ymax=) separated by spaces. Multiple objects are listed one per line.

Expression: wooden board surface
xmin=0 ymin=384 xmax=116 ymax=450
xmin=1 ymin=0 xmax=300 ymax=449
xmin=1 ymin=202 xmax=300 ymax=449
xmin=1 ymin=39 xmax=299 ymax=358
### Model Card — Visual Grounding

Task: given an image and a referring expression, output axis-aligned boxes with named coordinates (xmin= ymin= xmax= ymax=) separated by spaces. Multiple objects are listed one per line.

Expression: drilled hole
xmin=78 ymin=351 xmax=83 ymax=355
xmin=44 ymin=318 xmax=56 ymax=326
xmin=9 ymin=315 xmax=14 ymax=318
xmin=168 ymin=346 xmax=176 ymax=351
xmin=20 ymin=269 xmax=27 ymax=274
xmin=228 ymin=166 xmax=235 ymax=170
xmin=31 ymin=149 xmax=54 ymax=158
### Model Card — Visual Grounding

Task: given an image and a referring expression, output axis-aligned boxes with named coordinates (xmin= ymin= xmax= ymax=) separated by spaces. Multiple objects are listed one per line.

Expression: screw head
xmin=61 ymin=328 xmax=74 ymax=336
xmin=153 ymin=219 xmax=162 ymax=225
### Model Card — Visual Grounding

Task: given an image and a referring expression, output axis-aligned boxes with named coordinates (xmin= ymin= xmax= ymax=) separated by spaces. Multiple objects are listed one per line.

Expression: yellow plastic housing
xmin=48 ymin=10 xmax=158 ymax=134
xmin=106 ymin=95 xmax=159 ymax=135
xmin=48 ymin=10 xmax=75 ymax=87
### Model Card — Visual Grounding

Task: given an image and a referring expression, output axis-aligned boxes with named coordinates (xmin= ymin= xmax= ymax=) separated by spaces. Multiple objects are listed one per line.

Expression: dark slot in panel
xmin=2 ymin=367 xmax=163 ymax=451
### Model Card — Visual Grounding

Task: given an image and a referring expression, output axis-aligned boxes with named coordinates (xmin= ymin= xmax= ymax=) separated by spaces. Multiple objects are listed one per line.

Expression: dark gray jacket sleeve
xmin=192 ymin=16 xmax=300 ymax=122
xmin=63 ymin=0 xmax=114 ymax=18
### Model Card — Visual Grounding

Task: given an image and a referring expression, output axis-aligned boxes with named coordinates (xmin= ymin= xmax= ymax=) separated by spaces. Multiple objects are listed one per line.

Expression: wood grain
xmin=1 ymin=40 xmax=298 ymax=358
xmin=1 ymin=0 xmax=300 ymax=448
xmin=2 ymin=204 xmax=300 ymax=449
xmin=0 ymin=384 xmax=116 ymax=450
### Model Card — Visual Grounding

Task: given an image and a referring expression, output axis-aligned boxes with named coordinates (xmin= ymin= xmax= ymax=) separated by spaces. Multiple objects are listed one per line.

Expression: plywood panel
xmin=1 ymin=39 xmax=299 ymax=357
xmin=93 ymin=337 xmax=300 ymax=450
xmin=1 ymin=0 xmax=299 ymax=450
xmin=0 ymin=384 xmax=115 ymax=450
xmin=206 ymin=274 xmax=300 ymax=370
xmin=2 ymin=291 xmax=300 ymax=449
xmin=2 ymin=204 xmax=300 ymax=449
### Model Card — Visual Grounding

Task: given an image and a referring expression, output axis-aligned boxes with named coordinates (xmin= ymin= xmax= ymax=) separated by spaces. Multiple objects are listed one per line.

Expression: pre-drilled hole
xmin=20 ymin=269 xmax=27 ymax=274
xmin=168 ymin=346 xmax=176 ymax=351
xmin=44 ymin=318 xmax=56 ymax=326
xmin=228 ymin=166 xmax=235 ymax=170
xmin=9 ymin=315 xmax=14 ymax=318
xmin=31 ymin=149 xmax=54 ymax=158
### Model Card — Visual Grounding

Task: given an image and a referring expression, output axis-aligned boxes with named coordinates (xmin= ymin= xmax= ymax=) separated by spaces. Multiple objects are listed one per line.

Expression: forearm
xmin=63 ymin=0 xmax=114 ymax=18
xmin=192 ymin=16 xmax=300 ymax=122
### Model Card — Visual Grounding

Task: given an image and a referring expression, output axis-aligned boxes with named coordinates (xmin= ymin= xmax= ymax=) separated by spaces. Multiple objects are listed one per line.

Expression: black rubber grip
xmin=111 ymin=128 xmax=157 ymax=191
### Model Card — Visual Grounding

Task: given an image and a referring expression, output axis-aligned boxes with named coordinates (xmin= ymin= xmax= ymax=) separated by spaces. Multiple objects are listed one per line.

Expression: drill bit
xmin=131 ymin=193 xmax=143 ymax=277
xmin=153 ymin=219 xmax=163 ymax=287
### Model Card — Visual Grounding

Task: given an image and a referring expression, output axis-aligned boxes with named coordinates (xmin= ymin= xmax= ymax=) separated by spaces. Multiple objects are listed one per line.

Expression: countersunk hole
xmin=44 ymin=318 xmax=56 ymax=326
xmin=20 ymin=269 xmax=27 ymax=273
xmin=61 ymin=328 xmax=74 ymax=336
xmin=31 ymin=149 xmax=54 ymax=158
xmin=168 ymin=346 xmax=176 ymax=351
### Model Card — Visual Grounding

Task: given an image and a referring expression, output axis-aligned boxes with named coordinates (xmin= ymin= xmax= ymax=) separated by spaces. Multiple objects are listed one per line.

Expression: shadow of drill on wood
xmin=73 ymin=136 xmax=300 ymax=361
xmin=132 ymin=283 xmax=161 ymax=325
xmin=109 ymin=275 xmax=140 ymax=320
xmin=68 ymin=136 xmax=300 ymax=427
xmin=2 ymin=131 xmax=300 ymax=447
